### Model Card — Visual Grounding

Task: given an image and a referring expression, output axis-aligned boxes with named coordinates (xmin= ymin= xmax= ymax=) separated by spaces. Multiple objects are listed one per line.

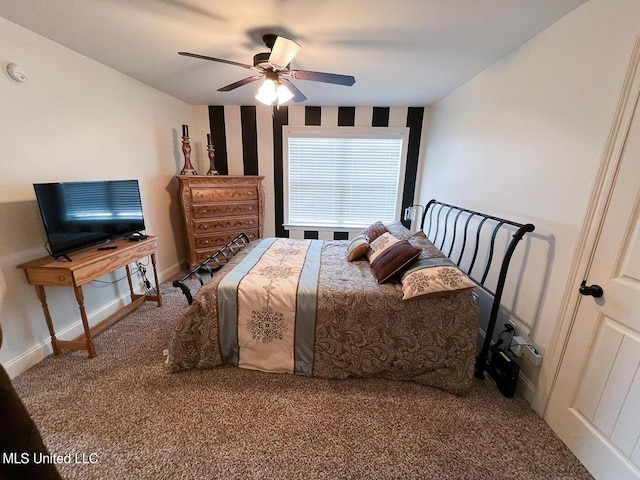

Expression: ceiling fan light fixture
xmin=255 ymin=79 xmax=294 ymax=106
xmin=276 ymin=83 xmax=294 ymax=104
xmin=255 ymin=78 xmax=277 ymax=105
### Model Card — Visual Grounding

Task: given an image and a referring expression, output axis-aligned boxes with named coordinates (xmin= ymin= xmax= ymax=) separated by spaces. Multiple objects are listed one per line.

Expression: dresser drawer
xmin=195 ymin=230 xmax=260 ymax=261
xmin=195 ymin=229 xmax=260 ymax=249
xmin=193 ymin=216 xmax=258 ymax=234
xmin=192 ymin=201 xmax=259 ymax=219
xmin=191 ymin=187 xmax=258 ymax=203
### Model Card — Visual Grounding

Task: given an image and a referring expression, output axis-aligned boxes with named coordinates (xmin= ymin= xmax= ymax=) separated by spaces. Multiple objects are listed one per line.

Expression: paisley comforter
xmin=166 ymin=235 xmax=479 ymax=394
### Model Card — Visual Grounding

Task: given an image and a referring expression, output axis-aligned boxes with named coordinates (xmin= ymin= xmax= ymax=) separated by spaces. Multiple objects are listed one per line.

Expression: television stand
xmin=17 ymin=236 xmax=161 ymax=358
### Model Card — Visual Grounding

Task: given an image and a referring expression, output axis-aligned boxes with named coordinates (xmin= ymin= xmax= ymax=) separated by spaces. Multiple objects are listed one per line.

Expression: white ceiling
xmin=0 ymin=0 xmax=587 ymax=106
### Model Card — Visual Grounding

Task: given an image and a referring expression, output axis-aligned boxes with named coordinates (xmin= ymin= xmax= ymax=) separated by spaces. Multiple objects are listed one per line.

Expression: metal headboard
xmin=419 ymin=199 xmax=535 ymax=379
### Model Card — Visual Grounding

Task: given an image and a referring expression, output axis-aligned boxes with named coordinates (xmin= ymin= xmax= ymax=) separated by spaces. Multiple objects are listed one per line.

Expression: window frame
xmin=283 ymin=126 xmax=409 ymax=230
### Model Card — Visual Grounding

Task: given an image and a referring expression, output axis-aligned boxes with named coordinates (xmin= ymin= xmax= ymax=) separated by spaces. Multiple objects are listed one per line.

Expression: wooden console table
xmin=17 ymin=236 xmax=161 ymax=358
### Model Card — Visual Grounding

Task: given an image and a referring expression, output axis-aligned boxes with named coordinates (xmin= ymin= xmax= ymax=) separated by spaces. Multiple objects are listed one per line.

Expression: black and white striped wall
xmin=207 ymin=105 xmax=427 ymax=239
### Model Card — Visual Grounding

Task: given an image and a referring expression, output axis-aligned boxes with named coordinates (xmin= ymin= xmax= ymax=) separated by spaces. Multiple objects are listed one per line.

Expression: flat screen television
xmin=33 ymin=179 xmax=146 ymax=258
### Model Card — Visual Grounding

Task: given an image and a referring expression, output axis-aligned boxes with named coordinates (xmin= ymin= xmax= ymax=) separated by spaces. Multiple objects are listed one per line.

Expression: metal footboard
xmin=172 ymin=232 xmax=251 ymax=305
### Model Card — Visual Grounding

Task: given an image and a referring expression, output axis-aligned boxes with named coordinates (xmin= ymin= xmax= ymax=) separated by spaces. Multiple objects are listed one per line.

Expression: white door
xmin=545 ymin=48 xmax=640 ymax=479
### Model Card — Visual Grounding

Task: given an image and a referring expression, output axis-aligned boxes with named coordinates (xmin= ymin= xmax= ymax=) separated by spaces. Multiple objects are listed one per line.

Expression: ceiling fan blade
xmin=288 ymin=69 xmax=355 ymax=86
xmin=217 ymin=75 xmax=263 ymax=92
xmin=268 ymin=36 xmax=301 ymax=69
xmin=280 ymin=79 xmax=307 ymax=103
xmin=178 ymin=52 xmax=259 ymax=71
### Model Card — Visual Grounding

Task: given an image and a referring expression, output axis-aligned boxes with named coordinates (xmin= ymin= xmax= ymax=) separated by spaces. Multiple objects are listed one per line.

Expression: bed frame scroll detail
xmin=172 ymin=232 xmax=250 ymax=305
xmin=419 ymin=199 xmax=535 ymax=380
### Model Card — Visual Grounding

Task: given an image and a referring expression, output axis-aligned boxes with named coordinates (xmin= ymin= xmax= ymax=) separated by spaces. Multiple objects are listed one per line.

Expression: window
xmin=284 ymin=127 xmax=408 ymax=229
xmin=63 ymin=181 xmax=143 ymax=220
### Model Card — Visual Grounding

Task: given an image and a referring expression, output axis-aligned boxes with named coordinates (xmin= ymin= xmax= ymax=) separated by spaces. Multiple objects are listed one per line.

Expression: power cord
xmin=135 ymin=261 xmax=156 ymax=296
xmin=491 ymin=323 xmax=515 ymax=353
xmin=91 ymin=261 xmax=156 ymax=296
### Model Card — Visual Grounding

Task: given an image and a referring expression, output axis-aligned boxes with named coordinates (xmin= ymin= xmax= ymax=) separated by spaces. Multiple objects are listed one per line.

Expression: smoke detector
xmin=4 ymin=63 xmax=28 ymax=83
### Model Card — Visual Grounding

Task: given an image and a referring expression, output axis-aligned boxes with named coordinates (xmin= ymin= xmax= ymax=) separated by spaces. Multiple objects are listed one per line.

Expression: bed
xmin=166 ymin=199 xmax=535 ymax=395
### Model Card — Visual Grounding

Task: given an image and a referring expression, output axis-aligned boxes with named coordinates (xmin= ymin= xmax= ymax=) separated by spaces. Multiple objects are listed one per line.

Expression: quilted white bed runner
xmin=218 ymin=238 xmax=322 ymax=376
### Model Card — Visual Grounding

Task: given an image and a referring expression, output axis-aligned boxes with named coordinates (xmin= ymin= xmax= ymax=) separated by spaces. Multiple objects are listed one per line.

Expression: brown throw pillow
xmin=370 ymin=240 xmax=421 ymax=284
xmin=359 ymin=221 xmax=388 ymax=243
xmin=347 ymin=234 xmax=369 ymax=261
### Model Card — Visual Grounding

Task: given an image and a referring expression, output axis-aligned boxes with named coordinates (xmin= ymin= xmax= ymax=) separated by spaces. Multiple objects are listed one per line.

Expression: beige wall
xmin=417 ymin=0 xmax=640 ymax=413
xmin=0 ymin=17 xmax=194 ymax=376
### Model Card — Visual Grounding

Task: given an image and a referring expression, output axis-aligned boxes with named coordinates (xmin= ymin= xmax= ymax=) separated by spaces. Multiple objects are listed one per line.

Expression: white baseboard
xmin=3 ymin=340 xmax=55 ymax=379
xmin=159 ymin=260 xmax=184 ymax=283
xmin=4 ymin=292 xmax=132 ymax=378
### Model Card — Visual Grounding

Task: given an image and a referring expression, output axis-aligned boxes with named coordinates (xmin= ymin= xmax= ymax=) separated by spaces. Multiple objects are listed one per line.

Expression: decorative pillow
xmin=366 ymin=232 xmax=400 ymax=263
xmin=407 ymin=231 xmax=447 ymax=260
xmin=400 ymin=258 xmax=477 ymax=300
xmin=370 ymin=240 xmax=421 ymax=284
xmin=359 ymin=221 xmax=388 ymax=243
xmin=409 ymin=230 xmax=427 ymax=240
xmin=385 ymin=221 xmax=413 ymax=240
xmin=347 ymin=234 xmax=369 ymax=261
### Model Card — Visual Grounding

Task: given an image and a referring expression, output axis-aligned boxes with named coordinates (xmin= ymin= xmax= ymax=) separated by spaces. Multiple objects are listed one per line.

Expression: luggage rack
xmin=172 ymin=232 xmax=251 ymax=305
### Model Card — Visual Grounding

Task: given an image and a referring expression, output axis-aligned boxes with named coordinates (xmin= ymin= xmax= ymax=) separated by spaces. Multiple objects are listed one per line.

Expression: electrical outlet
xmin=510 ymin=336 xmax=528 ymax=356
xmin=524 ymin=344 xmax=543 ymax=366
xmin=506 ymin=318 xmax=532 ymax=338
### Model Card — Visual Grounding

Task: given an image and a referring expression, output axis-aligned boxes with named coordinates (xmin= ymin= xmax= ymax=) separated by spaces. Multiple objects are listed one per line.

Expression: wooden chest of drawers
xmin=177 ymin=175 xmax=264 ymax=268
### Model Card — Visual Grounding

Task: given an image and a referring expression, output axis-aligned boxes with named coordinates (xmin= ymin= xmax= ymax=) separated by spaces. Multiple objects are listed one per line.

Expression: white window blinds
xmin=285 ymin=127 xmax=408 ymax=228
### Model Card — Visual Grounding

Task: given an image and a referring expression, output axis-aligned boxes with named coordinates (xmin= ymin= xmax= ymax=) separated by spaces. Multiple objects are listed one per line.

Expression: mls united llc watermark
xmin=2 ymin=452 xmax=98 ymax=465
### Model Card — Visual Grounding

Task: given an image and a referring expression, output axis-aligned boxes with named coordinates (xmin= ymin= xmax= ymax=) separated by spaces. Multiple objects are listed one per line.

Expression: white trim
xmin=283 ymin=224 xmax=365 ymax=232
xmin=542 ymin=37 xmax=640 ymax=416
xmin=285 ymin=126 xmax=409 ymax=139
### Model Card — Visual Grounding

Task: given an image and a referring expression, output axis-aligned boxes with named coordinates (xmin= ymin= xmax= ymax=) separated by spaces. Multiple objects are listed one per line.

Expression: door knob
xmin=579 ymin=280 xmax=604 ymax=298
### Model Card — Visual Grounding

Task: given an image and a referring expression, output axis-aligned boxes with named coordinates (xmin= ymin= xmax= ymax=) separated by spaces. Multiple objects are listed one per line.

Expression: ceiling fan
xmin=178 ymin=34 xmax=356 ymax=105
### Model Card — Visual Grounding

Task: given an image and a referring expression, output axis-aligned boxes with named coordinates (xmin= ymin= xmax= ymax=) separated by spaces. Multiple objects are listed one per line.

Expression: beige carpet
xmin=10 ymin=280 xmax=593 ymax=480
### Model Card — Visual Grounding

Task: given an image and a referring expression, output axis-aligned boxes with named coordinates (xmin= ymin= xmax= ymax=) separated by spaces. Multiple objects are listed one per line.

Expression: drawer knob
xmin=58 ymin=275 xmax=66 ymax=281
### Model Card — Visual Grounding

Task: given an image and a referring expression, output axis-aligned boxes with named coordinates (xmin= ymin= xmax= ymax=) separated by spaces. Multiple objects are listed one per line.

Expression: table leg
xmin=150 ymin=253 xmax=162 ymax=306
xmin=73 ymin=285 xmax=96 ymax=358
xmin=125 ymin=264 xmax=135 ymax=301
xmin=34 ymin=285 xmax=60 ymax=355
